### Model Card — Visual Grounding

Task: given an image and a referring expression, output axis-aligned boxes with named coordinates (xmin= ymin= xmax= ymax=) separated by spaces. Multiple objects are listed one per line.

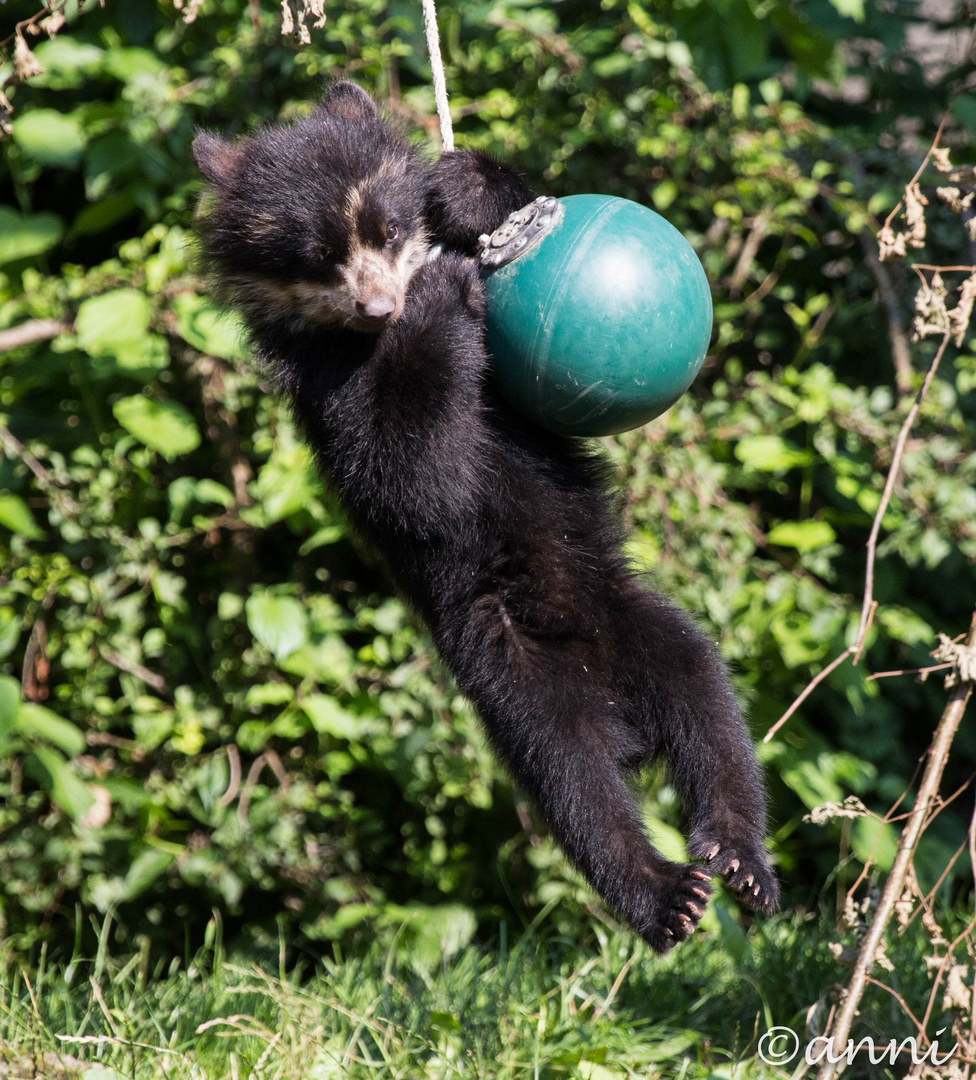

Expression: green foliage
xmin=0 ymin=915 xmax=957 ymax=1079
xmin=0 ymin=0 xmax=973 ymax=961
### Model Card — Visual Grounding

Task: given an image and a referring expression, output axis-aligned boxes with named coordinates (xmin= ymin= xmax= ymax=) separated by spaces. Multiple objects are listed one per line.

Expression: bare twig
xmin=764 ymin=646 xmax=855 ymax=743
xmin=728 ymin=212 xmax=770 ymax=295
xmin=911 ymin=263 xmax=976 ymax=273
xmin=22 ymin=614 xmax=49 ymax=702
xmin=0 ymin=1 xmax=70 ymax=53
xmin=484 ymin=11 xmax=584 ymax=72
xmin=867 ymin=661 xmax=953 ymax=682
xmin=0 ymin=421 xmax=81 ymax=519
xmin=815 ymin=610 xmax=976 ymax=1080
xmin=237 ymin=750 xmax=290 ymax=826
xmin=0 ymin=319 xmax=69 ymax=353
xmin=852 ymin=331 xmax=952 ymax=663
xmin=0 ymin=422 xmax=55 ymax=488
xmin=864 ymin=975 xmax=927 ymax=1039
xmin=218 ymin=744 xmax=242 ymax=807
xmin=879 ymin=110 xmax=955 ymax=236
xmin=919 ymin=823 xmax=976 ymax=1039
xmin=859 ymin=237 xmax=914 ymax=394
xmin=100 ymin=647 xmax=168 ymax=695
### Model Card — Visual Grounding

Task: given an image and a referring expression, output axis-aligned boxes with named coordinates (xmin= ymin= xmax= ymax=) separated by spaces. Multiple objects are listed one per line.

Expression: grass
xmin=0 ymin=904 xmax=954 ymax=1080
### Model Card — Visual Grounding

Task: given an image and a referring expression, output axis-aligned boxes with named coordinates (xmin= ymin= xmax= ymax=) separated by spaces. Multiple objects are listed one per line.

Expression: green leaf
xmin=282 ymin=634 xmax=356 ymax=685
xmin=826 ymin=0 xmax=865 ymax=21
xmin=877 ymin=607 xmax=934 ymax=648
xmin=0 ymin=675 xmax=21 ymax=740
xmin=71 ymin=191 xmax=137 ymax=238
xmin=301 ymin=694 xmax=363 ymax=739
xmin=32 ymin=36 xmax=105 ymax=89
xmin=379 ymin=903 xmax=477 ymax=971
xmin=11 ymin=108 xmax=86 ymax=167
xmin=578 ymin=1063 xmax=626 ymax=1080
xmin=25 ymin=747 xmax=95 ymax=820
xmin=298 ymin=524 xmax=346 ymax=555
xmin=0 ymin=612 xmax=21 ymax=662
xmin=672 ymin=0 xmax=769 ymax=89
xmin=123 ymin=847 xmax=175 ymax=901
xmin=429 ymin=1011 xmax=462 ymax=1033
xmin=0 ymin=494 xmax=45 ymax=540
xmin=0 ymin=207 xmax=64 ymax=265
xmin=172 ymin=293 xmax=248 ymax=362
xmin=249 ymin=446 xmax=322 ymax=524
xmin=852 ymin=817 xmax=898 ymax=871
xmin=84 ymin=133 xmax=142 ymax=200
xmin=778 ymin=756 xmax=842 ymax=808
xmin=132 ymin=711 xmax=176 ymax=753
xmin=767 ymin=520 xmax=836 ymax=553
xmin=18 ymin=703 xmax=87 ymax=756
xmin=76 ymin=288 xmax=151 ymax=357
xmin=113 ymin=396 xmax=201 ymax=461
xmin=246 ymin=592 xmax=309 ymax=661
xmin=735 ymin=435 xmax=812 ymax=473
xmin=102 ymin=47 xmax=167 ymax=82
xmin=245 ymin=682 xmax=295 ymax=707
xmin=920 ymin=528 xmax=952 ymax=570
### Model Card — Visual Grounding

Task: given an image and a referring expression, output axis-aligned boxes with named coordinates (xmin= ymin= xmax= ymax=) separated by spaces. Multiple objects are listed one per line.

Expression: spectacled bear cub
xmin=193 ymin=80 xmax=779 ymax=952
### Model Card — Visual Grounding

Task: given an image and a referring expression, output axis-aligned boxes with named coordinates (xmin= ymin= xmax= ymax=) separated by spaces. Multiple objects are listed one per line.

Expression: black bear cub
xmin=193 ymin=81 xmax=779 ymax=952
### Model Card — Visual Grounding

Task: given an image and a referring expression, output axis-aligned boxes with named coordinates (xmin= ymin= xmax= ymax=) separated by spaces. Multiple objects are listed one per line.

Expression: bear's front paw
xmin=637 ymin=864 xmax=713 ymax=954
xmin=688 ymin=831 xmax=780 ymax=914
xmin=411 ymin=252 xmax=485 ymax=320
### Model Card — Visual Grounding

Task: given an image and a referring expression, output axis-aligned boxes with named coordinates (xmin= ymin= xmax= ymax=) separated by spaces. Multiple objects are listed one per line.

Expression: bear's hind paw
xmin=688 ymin=835 xmax=780 ymax=915
xmin=639 ymin=865 xmax=713 ymax=954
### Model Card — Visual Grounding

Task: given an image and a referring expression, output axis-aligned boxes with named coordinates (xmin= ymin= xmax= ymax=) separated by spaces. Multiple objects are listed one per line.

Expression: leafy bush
xmin=0 ymin=0 xmax=974 ymax=956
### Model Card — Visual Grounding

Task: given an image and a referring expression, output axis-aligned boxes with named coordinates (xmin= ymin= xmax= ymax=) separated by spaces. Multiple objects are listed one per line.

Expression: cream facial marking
xmin=222 ymin=231 xmax=431 ymax=332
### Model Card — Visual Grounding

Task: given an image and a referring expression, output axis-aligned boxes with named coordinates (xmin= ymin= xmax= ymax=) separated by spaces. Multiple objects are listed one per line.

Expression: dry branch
xmin=0 ymin=319 xmax=69 ymax=353
xmin=852 ymin=330 xmax=952 ymax=663
xmin=815 ymin=610 xmax=976 ymax=1080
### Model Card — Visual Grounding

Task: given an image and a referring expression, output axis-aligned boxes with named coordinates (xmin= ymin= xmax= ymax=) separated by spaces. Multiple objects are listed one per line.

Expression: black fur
xmin=193 ymin=82 xmax=779 ymax=952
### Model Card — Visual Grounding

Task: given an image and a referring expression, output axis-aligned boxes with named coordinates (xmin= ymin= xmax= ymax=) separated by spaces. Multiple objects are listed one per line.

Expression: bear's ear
xmin=320 ymin=80 xmax=378 ymax=124
xmin=193 ymin=132 xmax=246 ymax=191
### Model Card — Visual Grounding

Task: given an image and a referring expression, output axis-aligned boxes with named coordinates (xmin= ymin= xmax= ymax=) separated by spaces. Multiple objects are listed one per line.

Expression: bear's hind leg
xmin=463 ymin=633 xmax=713 ymax=952
xmin=624 ymin=589 xmax=780 ymax=914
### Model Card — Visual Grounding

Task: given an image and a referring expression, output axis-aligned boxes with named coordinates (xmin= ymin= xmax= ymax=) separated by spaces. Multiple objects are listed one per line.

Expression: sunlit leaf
xmin=113 ymin=395 xmax=201 ymax=461
xmin=11 ymin=108 xmax=86 ymax=167
xmin=17 ymin=703 xmax=87 ymax=756
xmin=735 ymin=435 xmax=812 ymax=473
xmin=0 ymin=207 xmax=63 ymax=265
xmin=0 ymin=494 xmax=44 ymax=540
xmin=245 ymin=592 xmax=309 ymax=661
xmin=172 ymin=293 xmax=248 ymax=362
xmin=32 ymin=36 xmax=105 ymax=89
xmin=767 ymin=520 xmax=836 ymax=552
xmin=76 ymin=289 xmax=151 ymax=355
xmin=25 ymin=747 xmax=95 ymax=820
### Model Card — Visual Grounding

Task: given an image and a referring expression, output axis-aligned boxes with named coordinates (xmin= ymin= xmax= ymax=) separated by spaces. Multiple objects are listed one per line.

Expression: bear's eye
xmin=385 ymin=223 xmax=399 ymax=243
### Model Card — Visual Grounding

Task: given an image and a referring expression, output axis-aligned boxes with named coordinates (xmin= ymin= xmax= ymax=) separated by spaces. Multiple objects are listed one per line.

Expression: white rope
xmin=421 ymin=0 xmax=454 ymax=151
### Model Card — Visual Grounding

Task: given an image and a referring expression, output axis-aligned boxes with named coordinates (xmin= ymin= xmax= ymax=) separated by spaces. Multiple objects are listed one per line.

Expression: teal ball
xmin=482 ymin=194 xmax=713 ymax=437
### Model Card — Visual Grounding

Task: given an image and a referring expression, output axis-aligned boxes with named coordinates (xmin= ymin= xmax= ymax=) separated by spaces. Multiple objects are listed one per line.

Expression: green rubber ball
xmin=482 ymin=194 xmax=713 ymax=437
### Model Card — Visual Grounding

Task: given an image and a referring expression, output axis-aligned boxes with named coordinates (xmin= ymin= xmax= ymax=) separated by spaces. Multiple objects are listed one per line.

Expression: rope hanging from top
xmin=421 ymin=0 xmax=454 ymax=151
